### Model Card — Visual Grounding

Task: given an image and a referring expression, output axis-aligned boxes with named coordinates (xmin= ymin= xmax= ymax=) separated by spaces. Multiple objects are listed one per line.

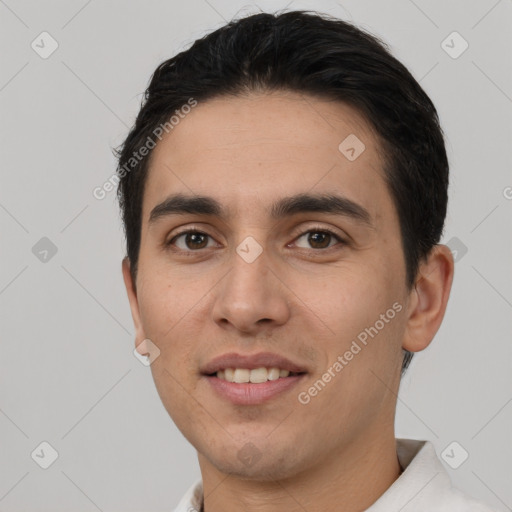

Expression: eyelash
xmin=291 ymin=226 xmax=347 ymax=249
xmin=165 ymin=226 xmax=347 ymax=255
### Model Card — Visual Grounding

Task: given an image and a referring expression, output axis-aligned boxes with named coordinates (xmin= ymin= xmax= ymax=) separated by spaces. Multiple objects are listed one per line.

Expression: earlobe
xmin=402 ymin=244 xmax=454 ymax=353
xmin=121 ymin=257 xmax=148 ymax=351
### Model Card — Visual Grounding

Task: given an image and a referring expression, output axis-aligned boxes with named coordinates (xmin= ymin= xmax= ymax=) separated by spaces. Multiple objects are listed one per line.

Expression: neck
xmin=198 ymin=425 xmax=401 ymax=512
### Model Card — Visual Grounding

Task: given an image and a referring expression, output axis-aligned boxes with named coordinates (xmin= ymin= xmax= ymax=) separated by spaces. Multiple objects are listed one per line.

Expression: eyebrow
xmin=148 ymin=192 xmax=373 ymax=227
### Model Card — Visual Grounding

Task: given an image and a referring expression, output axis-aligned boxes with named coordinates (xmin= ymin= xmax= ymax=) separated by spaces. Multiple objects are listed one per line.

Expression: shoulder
xmin=388 ymin=439 xmax=499 ymax=512
xmin=436 ymin=485 xmax=500 ymax=512
xmin=172 ymin=479 xmax=203 ymax=512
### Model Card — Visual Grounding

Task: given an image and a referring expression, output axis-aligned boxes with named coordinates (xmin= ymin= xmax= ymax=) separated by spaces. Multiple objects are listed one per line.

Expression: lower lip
xmin=204 ymin=374 xmax=306 ymax=405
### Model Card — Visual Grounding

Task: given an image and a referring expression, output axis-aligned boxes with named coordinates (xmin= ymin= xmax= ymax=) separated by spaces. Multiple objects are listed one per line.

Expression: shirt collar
xmin=365 ymin=438 xmax=451 ymax=511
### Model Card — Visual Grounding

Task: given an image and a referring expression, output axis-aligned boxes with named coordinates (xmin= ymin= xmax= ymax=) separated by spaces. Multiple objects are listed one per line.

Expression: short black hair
xmin=114 ymin=10 xmax=449 ymax=374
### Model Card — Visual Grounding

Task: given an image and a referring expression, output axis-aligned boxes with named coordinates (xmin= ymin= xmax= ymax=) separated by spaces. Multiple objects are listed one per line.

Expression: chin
xmin=200 ymin=440 xmax=306 ymax=481
xmin=210 ymin=457 xmax=296 ymax=481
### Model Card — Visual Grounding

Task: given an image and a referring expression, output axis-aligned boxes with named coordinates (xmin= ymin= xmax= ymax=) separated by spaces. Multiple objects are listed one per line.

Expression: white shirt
xmin=173 ymin=438 xmax=498 ymax=511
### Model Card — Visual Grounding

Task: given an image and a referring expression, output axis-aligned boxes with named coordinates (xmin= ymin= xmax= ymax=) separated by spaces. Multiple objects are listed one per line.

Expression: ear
xmin=402 ymin=244 xmax=454 ymax=353
xmin=122 ymin=257 xmax=149 ymax=355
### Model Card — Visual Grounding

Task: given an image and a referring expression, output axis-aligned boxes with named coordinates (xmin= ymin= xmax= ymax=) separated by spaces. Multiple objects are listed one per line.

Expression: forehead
xmin=142 ymin=91 xmax=390 ymax=223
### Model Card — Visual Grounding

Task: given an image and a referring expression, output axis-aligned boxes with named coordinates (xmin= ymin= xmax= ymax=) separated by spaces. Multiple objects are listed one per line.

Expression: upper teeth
xmin=217 ymin=367 xmax=292 ymax=383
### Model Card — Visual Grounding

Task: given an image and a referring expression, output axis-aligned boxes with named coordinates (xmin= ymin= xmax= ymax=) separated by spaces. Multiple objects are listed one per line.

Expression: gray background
xmin=1 ymin=0 xmax=511 ymax=510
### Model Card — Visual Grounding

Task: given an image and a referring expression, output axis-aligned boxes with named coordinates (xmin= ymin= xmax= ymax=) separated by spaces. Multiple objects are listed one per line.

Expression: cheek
xmin=289 ymin=263 xmax=394 ymax=342
xmin=291 ymin=263 xmax=404 ymax=387
xmin=295 ymin=287 xmax=405 ymax=437
xmin=136 ymin=276 xmax=195 ymax=374
xmin=138 ymin=264 xmax=195 ymax=333
xmin=138 ymin=280 xmax=202 ymax=424
xmin=138 ymin=282 xmax=172 ymax=339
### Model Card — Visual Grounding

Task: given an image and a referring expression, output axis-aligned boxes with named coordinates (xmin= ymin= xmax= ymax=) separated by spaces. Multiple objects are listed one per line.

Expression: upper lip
xmin=200 ymin=352 xmax=308 ymax=375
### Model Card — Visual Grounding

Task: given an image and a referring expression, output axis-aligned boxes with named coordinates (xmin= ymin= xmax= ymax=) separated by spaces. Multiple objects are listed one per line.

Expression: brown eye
xmin=307 ymin=231 xmax=332 ymax=249
xmin=184 ymin=232 xmax=208 ymax=249
xmin=294 ymin=229 xmax=343 ymax=250
xmin=169 ymin=231 xmax=214 ymax=251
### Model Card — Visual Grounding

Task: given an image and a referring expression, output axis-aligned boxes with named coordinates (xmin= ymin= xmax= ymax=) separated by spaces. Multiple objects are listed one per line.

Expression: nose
xmin=211 ymin=247 xmax=291 ymax=335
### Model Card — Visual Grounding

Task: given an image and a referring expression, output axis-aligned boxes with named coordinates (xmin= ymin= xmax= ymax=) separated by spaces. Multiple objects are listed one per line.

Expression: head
xmin=116 ymin=11 xmax=453 ymax=480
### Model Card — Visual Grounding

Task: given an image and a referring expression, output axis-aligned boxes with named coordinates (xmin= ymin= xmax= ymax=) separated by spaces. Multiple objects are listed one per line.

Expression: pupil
xmin=309 ymin=232 xmax=330 ymax=248
xmin=187 ymin=233 xmax=207 ymax=249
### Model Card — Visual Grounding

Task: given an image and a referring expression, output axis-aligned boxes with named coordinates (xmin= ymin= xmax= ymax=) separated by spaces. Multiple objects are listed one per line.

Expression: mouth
xmin=200 ymin=351 xmax=308 ymax=376
xmin=209 ymin=367 xmax=304 ymax=383
xmin=203 ymin=372 xmax=307 ymax=405
xmin=200 ymin=352 xmax=308 ymax=405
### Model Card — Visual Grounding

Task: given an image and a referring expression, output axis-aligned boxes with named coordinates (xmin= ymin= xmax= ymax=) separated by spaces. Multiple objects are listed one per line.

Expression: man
xmin=115 ymin=10 xmax=497 ymax=512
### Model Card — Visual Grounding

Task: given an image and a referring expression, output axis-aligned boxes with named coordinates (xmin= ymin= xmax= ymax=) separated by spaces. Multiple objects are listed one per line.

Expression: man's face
xmin=124 ymin=91 xmax=414 ymax=480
